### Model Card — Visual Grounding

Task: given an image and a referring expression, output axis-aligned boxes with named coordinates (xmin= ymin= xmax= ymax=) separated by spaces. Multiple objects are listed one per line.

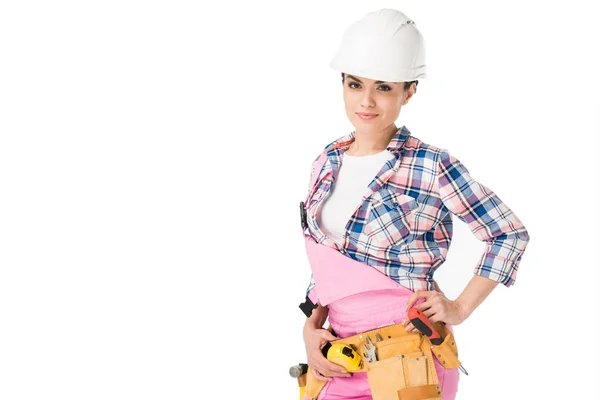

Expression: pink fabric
xmin=305 ymin=235 xmax=402 ymax=306
xmin=303 ymin=236 xmax=459 ymax=400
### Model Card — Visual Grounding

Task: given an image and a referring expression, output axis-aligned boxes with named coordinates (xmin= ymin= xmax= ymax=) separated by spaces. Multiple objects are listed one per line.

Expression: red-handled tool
xmin=407 ymin=307 xmax=469 ymax=376
xmin=408 ymin=307 xmax=443 ymax=345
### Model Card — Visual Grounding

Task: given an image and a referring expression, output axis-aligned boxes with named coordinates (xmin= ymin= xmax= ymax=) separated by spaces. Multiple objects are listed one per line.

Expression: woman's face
xmin=342 ymin=74 xmax=413 ymax=134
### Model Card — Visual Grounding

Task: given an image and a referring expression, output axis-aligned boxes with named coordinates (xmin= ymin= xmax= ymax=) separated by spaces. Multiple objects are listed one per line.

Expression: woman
xmin=299 ymin=9 xmax=530 ymax=400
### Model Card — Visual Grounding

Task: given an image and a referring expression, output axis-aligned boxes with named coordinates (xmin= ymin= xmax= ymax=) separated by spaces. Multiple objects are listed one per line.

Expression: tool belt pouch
xmin=304 ymin=367 xmax=328 ymax=400
xmin=429 ymin=322 xmax=461 ymax=370
xmin=366 ymin=333 xmax=442 ymax=400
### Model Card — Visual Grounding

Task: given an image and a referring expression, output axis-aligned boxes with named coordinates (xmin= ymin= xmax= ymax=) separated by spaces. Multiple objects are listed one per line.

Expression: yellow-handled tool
xmin=290 ymin=343 xmax=364 ymax=399
xmin=322 ymin=342 xmax=363 ymax=372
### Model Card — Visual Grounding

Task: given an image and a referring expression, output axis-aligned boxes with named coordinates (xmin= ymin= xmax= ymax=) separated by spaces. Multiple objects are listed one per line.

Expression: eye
xmin=347 ymin=82 xmax=392 ymax=91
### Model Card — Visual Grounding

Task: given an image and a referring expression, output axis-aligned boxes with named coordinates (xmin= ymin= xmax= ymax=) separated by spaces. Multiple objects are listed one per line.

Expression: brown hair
xmin=341 ymin=72 xmax=418 ymax=93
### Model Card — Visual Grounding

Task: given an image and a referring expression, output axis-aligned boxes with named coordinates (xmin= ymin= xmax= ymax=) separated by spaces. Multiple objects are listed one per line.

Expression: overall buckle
xmin=299 ymin=296 xmax=317 ymax=317
xmin=299 ymin=201 xmax=308 ymax=230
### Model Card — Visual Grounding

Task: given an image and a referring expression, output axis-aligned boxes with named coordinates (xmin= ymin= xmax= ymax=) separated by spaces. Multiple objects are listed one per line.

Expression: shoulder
xmin=323 ymin=131 xmax=354 ymax=153
xmin=402 ymin=134 xmax=447 ymax=163
xmin=405 ymin=136 xmax=472 ymax=180
xmin=307 ymin=131 xmax=351 ymax=170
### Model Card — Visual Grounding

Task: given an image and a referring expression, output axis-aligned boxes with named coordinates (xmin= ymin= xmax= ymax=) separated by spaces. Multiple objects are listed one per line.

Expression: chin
xmin=353 ymin=119 xmax=379 ymax=131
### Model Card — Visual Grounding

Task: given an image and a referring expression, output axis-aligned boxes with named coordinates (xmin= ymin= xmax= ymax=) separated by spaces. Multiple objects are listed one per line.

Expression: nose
xmin=360 ymin=88 xmax=375 ymax=109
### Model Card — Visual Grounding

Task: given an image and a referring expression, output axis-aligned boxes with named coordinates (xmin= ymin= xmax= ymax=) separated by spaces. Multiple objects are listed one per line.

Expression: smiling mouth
xmin=357 ymin=113 xmax=378 ymax=120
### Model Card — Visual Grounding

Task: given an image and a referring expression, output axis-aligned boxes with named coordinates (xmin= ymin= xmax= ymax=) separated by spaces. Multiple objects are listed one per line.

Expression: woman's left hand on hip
xmin=401 ymin=290 xmax=467 ymax=331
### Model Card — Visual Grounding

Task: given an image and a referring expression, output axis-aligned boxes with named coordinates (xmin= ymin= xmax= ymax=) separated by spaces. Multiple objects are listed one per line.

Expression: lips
xmin=357 ymin=112 xmax=378 ymax=120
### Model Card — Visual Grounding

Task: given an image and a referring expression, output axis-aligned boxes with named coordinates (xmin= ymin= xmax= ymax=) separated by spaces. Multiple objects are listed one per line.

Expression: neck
xmin=346 ymin=124 xmax=398 ymax=156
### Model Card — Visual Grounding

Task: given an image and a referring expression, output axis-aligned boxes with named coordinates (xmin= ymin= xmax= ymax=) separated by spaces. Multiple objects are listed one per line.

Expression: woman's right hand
xmin=303 ymin=325 xmax=352 ymax=381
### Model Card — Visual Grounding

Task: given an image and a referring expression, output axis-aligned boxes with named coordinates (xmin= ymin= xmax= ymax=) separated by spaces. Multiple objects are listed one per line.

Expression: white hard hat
xmin=329 ymin=9 xmax=427 ymax=82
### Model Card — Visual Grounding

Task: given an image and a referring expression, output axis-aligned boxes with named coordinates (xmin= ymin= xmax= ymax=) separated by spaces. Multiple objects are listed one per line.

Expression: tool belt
xmin=304 ymin=321 xmax=461 ymax=400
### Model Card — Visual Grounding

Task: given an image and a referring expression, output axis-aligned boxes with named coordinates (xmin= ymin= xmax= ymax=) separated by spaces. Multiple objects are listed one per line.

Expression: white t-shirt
xmin=318 ymin=149 xmax=396 ymax=246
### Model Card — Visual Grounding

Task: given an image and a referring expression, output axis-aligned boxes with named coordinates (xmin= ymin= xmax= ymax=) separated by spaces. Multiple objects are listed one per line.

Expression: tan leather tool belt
xmin=305 ymin=321 xmax=461 ymax=400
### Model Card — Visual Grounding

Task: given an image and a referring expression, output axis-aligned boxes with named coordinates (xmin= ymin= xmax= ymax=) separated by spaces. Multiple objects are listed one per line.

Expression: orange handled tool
xmin=407 ymin=307 xmax=443 ymax=345
xmin=408 ymin=307 xmax=469 ymax=376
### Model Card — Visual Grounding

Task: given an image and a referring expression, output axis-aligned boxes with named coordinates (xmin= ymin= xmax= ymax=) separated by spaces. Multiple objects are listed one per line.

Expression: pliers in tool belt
xmin=362 ymin=336 xmax=377 ymax=362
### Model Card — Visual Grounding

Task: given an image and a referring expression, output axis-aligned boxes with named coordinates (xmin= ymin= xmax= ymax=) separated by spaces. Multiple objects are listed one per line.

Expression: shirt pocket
xmin=364 ymin=190 xmax=419 ymax=249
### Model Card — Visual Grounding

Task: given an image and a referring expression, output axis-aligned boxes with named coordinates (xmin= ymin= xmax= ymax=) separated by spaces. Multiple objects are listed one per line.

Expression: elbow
xmin=515 ymin=227 xmax=531 ymax=255
xmin=489 ymin=227 xmax=530 ymax=250
xmin=520 ymin=225 xmax=531 ymax=244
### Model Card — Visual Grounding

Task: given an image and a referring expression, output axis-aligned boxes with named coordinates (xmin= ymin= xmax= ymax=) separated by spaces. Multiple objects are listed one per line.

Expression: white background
xmin=1 ymin=1 xmax=598 ymax=399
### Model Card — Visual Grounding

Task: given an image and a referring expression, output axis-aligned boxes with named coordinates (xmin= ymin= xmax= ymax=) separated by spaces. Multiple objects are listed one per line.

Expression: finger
xmin=405 ymin=291 xmax=437 ymax=311
xmin=424 ymin=309 xmax=443 ymax=324
xmin=422 ymin=306 xmax=436 ymax=319
xmin=322 ymin=367 xmax=352 ymax=378
xmin=311 ymin=368 xmax=331 ymax=381
xmin=319 ymin=360 xmax=352 ymax=377
xmin=428 ymin=309 xmax=445 ymax=323
xmin=404 ymin=322 xmax=416 ymax=331
xmin=313 ymin=351 xmax=351 ymax=376
xmin=315 ymin=366 xmax=350 ymax=378
xmin=415 ymin=300 xmax=429 ymax=311
xmin=404 ymin=290 xmax=423 ymax=310
xmin=428 ymin=314 xmax=441 ymax=323
xmin=321 ymin=330 xmax=337 ymax=342
xmin=413 ymin=296 xmax=430 ymax=308
xmin=402 ymin=302 xmax=429 ymax=325
xmin=325 ymin=359 xmax=350 ymax=375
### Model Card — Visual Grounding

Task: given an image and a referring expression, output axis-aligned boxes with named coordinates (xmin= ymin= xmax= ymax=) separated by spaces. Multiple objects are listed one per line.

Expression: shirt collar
xmin=324 ymin=125 xmax=411 ymax=154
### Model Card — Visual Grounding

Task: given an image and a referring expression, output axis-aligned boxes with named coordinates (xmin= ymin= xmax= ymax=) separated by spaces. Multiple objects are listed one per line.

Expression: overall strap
xmin=298 ymin=152 xmax=329 ymax=317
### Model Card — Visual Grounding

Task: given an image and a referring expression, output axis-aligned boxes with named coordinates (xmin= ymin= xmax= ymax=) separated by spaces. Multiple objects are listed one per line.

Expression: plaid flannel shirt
xmin=304 ymin=126 xmax=530 ymax=296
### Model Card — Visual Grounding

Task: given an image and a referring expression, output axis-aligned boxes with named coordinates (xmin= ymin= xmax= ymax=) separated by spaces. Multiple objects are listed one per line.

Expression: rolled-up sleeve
xmin=436 ymin=150 xmax=530 ymax=287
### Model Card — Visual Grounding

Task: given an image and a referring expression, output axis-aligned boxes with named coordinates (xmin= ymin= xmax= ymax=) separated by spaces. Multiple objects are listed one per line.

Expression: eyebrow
xmin=346 ymin=75 xmax=394 ymax=85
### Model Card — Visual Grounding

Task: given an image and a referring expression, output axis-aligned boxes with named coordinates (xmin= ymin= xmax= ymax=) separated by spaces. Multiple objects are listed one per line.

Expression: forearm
xmin=304 ymin=303 xmax=328 ymax=331
xmin=455 ymin=274 xmax=499 ymax=319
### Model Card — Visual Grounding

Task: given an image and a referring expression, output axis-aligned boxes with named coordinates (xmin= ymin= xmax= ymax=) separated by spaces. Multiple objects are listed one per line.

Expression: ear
xmin=402 ymin=83 xmax=416 ymax=106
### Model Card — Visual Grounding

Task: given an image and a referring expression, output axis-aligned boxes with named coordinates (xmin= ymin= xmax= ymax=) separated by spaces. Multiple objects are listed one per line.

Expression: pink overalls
xmin=302 ymin=234 xmax=459 ymax=400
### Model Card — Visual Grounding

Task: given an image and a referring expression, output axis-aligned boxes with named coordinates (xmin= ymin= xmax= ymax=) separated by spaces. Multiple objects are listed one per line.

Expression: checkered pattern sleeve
xmin=436 ymin=150 xmax=530 ymax=287
xmin=305 ymin=273 xmax=316 ymax=297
